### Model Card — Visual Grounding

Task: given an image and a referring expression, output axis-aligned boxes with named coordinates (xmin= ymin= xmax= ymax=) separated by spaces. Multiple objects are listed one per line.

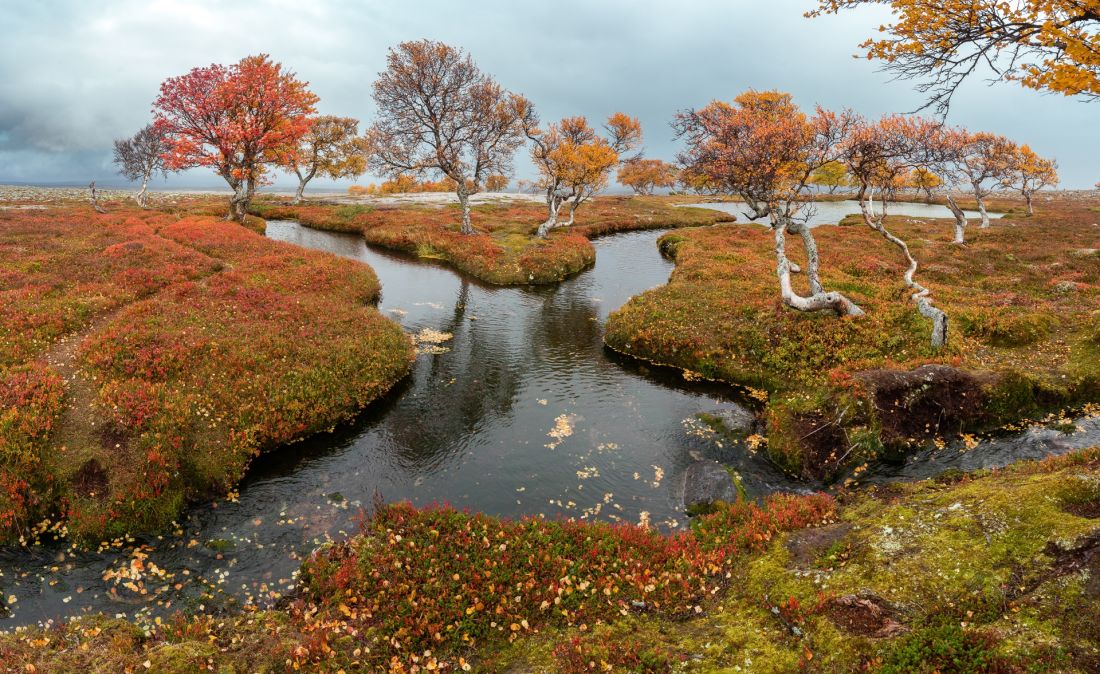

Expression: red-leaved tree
xmin=153 ymin=54 xmax=319 ymax=222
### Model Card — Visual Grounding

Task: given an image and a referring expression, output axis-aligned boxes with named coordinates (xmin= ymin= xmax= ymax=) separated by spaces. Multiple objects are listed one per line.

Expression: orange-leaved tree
xmin=837 ymin=114 xmax=951 ymax=346
xmin=523 ymin=112 xmax=641 ymax=237
xmin=287 ymin=115 xmax=366 ymax=204
xmin=365 ymin=40 xmax=532 ymax=235
xmin=674 ymin=90 xmax=864 ymax=316
xmin=153 ymin=54 xmax=319 ymax=222
xmin=808 ymin=1 xmax=1100 ymax=114
xmin=1000 ymin=144 xmax=1059 ymax=216
xmin=617 ymin=158 xmax=678 ymax=195
xmin=485 ymin=174 xmax=509 ymax=192
xmin=939 ymin=130 xmax=1018 ymax=228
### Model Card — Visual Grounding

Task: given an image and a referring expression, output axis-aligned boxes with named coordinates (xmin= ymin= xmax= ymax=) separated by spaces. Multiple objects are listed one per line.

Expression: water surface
xmin=683 ymin=199 xmax=1001 ymax=227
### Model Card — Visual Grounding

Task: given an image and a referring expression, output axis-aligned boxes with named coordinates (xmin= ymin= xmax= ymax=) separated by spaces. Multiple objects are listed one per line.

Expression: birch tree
xmin=809 ymin=1 xmax=1100 ymax=115
xmin=908 ymin=167 xmax=942 ymax=202
xmin=674 ymin=91 xmax=864 ymax=317
xmin=523 ymin=112 xmax=641 ymax=237
xmin=287 ymin=115 xmax=366 ymax=203
xmin=113 ymin=124 xmax=169 ymax=208
xmin=617 ymin=158 xmax=678 ymax=195
xmin=946 ymin=130 xmax=1017 ymax=228
xmin=838 ymin=114 xmax=951 ymax=347
xmin=1001 ymin=144 xmax=1059 ymax=216
xmin=365 ymin=40 xmax=532 ymax=235
xmin=153 ymin=54 xmax=318 ymax=222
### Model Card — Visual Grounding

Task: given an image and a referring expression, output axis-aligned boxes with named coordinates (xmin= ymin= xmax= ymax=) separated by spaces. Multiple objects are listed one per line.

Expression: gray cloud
xmin=1 ymin=0 xmax=1096 ymax=188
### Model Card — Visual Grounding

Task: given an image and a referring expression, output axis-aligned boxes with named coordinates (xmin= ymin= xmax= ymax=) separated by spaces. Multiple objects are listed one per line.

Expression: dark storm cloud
xmin=0 ymin=0 xmax=1096 ymax=188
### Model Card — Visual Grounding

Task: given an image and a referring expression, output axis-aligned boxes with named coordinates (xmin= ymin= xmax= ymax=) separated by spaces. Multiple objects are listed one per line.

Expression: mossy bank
xmin=0 ymin=204 xmax=413 ymax=544
xmin=3 ymin=447 xmax=1097 ymax=672
xmin=605 ymin=193 xmax=1100 ymax=479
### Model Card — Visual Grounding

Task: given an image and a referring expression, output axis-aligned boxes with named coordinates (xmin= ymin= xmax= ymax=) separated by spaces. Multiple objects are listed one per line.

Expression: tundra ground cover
xmin=250 ymin=195 xmax=733 ymax=285
xmin=3 ymin=448 xmax=1097 ymax=672
xmin=0 ymin=490 xmax=834 ymax=672
xmin=492 ymin=446 xmax=1100 ymax=672
xmin=0 ymin=204 xmax=412 ymax=543
xmin=605 ymin=193 xmax=1100 ymax=478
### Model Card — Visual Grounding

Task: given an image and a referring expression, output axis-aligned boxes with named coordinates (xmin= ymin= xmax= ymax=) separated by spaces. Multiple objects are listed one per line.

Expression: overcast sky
xmin=1 ymin=0 xmax=1096 ymax=190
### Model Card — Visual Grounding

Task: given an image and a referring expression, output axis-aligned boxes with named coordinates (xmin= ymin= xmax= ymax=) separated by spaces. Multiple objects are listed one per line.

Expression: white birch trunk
xmin=945 ymin=195 xmax=968 ymax=244
xmin=457 ymin=186 xmax=473 ymax=235
xmin=536 ymin=197 xmax=559 ymax=238
xmin=138 ymin=173 xmax=150 ymax=209
xmin=858 ymin=197 xmax=948 ymax=349
xmin=773 ymin=220 xmax=863 ymax=317
xmin=792 ymin=221 xmax=824 ymax=295
xmin=972 ymin=182 xmax=991 ymax=228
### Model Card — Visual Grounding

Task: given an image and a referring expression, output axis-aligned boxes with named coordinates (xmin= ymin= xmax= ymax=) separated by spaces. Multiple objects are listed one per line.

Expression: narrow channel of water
xmin=1 ymin=224 xmax=780 ymax=627
xmin=2 ymin=214 xmax=1094 ymax=628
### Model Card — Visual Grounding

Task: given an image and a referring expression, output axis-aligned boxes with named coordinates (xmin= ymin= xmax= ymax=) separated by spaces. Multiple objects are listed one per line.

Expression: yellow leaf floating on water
xmin=411 ymin=328 xmax=454 ymax=355
xmin=545 ymin=414 xmax=575 ymax=449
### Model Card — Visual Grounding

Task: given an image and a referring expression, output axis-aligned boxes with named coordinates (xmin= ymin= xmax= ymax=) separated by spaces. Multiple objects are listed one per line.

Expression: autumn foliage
xmin=296 ymin=492 xmax=834 ymax=670
xmin=524 ymin=112 xmax=642 ymax=236
xmin=617 ymin=158 xmax=678 ymax=195
xmin=674 ymin=90 xmax=864 ymax=317
xmin=287 ymin=115 xmax=366 ymax=203
xmin=252 ymin=195 xmax=732 ymax=285
xmin=365 ymin=40 xmax=531 ymax=234
xmin=810 ymin=0 xmax=1100 ymax=112
xmin=0 ymin=205 xmax=411 ymax=543
xmin=153 ymin=54 xmax=318 ymax=221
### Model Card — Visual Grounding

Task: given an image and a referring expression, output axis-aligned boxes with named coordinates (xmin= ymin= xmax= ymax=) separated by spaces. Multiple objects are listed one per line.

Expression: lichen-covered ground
xmin=2 ymin=448 xmax=1096 ymax=672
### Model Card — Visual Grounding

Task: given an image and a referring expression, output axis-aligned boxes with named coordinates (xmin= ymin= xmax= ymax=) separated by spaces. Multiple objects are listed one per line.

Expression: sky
xmin=1 ymin=0 xmax=1097 ymax=190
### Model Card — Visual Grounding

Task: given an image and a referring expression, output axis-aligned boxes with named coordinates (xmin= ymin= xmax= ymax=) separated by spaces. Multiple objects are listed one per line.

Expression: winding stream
xmin=0 ymin=213 xmax=1094 ymax=628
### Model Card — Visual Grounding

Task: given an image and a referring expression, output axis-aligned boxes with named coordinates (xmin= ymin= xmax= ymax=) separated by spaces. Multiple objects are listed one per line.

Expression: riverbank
xmin=249 ymin=195 xmax=734 ymax=285
xmin=0 ymin=204 xmax=413 ymax=543
xmin=3 ymin=446 xmax=1097 ymax=671
xmin=605 ymin=193 xmax=1100 ymax=479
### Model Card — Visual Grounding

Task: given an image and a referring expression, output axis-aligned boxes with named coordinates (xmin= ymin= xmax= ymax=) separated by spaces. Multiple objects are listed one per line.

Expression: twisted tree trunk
xmin=89 ymin=181 xmax=107 ymax=214
xmin=137 ymin=173 xmax=150 ymax=208
xmin=945 ymin=195 xmax=968 ymax=244
xmin=293 ymin=167 xmax=316 ymax=205
xmin=972 ymin=182 xmax=991 ymax=228
xmin=1024 ymin=190 xmax=1035 ymax=216
xmin=792 ymin=221 xmax=824 ymax=295
xmin=536 ymin=195 xmax=560 ymax=238
xmin=858 ymin=196 xmax=948 ymax=349
xmin=773 ymin=218 xmax=863 ymax=317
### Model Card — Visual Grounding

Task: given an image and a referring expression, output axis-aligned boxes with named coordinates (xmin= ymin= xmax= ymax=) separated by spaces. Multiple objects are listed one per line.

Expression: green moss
xmin=958 ymin=309 xmax=1056 ymax=347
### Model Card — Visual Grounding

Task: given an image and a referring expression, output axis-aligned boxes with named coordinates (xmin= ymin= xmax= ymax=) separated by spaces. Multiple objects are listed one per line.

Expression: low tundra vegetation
xmin=250 ymin=195 xmax=733 ymax=285
xmin=0 ymin=205 xmax=412 ymax=544
xmin=605 ymin=193 xmax=1100 ymax=478
xmin=4 ymin=448 xmax=1098 ymax=672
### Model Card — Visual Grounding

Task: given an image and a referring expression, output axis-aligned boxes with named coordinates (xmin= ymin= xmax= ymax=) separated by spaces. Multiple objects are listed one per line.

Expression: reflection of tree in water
xmin=381 ymin=276 xmax=524 ymax=471
xmin=523 ymin=281 xmax=602 ymax=363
